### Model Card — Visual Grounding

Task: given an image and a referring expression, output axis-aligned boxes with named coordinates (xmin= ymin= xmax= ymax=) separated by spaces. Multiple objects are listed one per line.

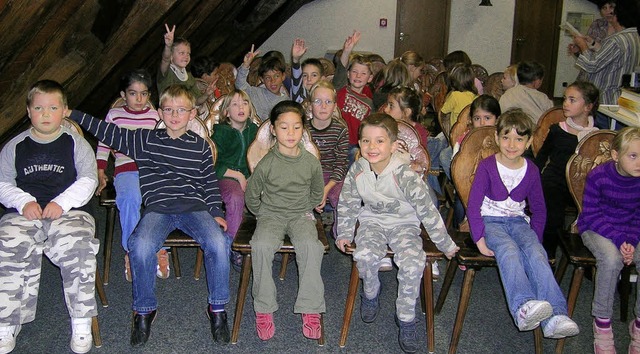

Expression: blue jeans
xmin=114 ymin=171 xmax=142 ymax=251
xmin=581 ymin=230 xmax=640 ymax=318
xmin=483 ymin=216 xmax=568 ymax=323
xmin=127 ymin=211 xmax=230 ymax=312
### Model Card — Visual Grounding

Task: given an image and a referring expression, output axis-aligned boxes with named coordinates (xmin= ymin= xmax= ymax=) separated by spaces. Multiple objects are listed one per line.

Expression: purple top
xmin=577 ymin=161 xmax=640 ymax=247
xmin=467 ymin=155 xmax=546 ymax=242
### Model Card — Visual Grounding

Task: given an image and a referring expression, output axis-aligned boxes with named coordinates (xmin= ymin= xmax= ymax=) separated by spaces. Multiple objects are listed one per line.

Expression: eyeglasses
xmin=312 ymin=99 xmax=335 ymax=106
xmin=161 ymin=107 xmax=193 ymax=116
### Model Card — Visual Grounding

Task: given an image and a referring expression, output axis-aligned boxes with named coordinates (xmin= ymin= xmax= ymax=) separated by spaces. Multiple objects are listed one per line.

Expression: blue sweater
xmin=70 ymin=110 xmax=223 ymax=218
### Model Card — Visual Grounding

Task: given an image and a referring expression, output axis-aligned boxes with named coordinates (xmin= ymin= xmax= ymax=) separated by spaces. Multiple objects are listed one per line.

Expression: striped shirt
xmin=309 ymin=119 xmax=349 ymax=182
xmin=576 ymin=27 xmax=640 ymax=104
xmin=577 ymin=160 xmax=640 ymax=247
xmin=70 ymin=110 xmax=223 ymax=218
xmin=96 ymin=106 xmax=160 ymax=175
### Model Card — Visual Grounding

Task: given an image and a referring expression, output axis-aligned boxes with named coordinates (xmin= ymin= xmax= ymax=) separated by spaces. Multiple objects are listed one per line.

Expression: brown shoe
xmin=124 ymin=253 xmax=132 ymax=282
xmin=156 ymin=249 xmax=170 ymax=279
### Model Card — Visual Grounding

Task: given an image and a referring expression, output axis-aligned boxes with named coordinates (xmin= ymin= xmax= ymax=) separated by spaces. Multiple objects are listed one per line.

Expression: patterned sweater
xmin=309 ymin=119 xmax=349 ymax=182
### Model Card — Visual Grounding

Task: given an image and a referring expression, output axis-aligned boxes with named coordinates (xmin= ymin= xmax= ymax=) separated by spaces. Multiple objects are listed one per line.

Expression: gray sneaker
xmin=360 ymin=290 xmax=380 ymax=323
xmin=396 ymin=317 xmax=418 ymax=353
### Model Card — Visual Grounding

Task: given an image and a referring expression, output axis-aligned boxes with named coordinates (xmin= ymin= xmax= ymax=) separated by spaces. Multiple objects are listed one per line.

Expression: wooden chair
xmin=430 ymin=71 xmax=448 ymax=118
xmin=470 ymin=64 xmax=489 ymax=87
xmin=62 ymin=118 xmax=104 ymax=348
xmin=531 ymin=107 xmax=565 ymax=158
xmin=553 ymin=130 xmax=633 ymax=353
xmin=433 ymin=126 xmax=546 ymax=354
xmin=449 ymin=104 xmax=471 ymax=149
xmin=484 ymin=72 xmax=505 ymax=101
xmin=230 ymin=123 xmax=328 ymax=344
xmin=338 ymin=229 xmax=445 ymax=353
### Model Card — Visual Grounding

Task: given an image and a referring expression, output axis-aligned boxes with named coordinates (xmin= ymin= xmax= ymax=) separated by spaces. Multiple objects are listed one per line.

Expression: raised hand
xmin=343 ymin=30 xmax=361 ymax=53
xmin=164 ymin=23 xmax=176 ymax=47
xmin=291 ymin=38 xmax=308 ymax=63
xmin=243 ymin=44 xmax=261 ymax=68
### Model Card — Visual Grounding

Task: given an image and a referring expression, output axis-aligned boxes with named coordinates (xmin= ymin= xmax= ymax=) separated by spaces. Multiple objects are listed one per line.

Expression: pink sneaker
xmin=256 ymin=312 xmax=275 ymax=341
xmin=593 ymin=321 xmax=615 ymax=354
xmin=302 ymin=313 xmax=321 ymax=339
xmin=629 ymin=321 xmax=640 ymax=354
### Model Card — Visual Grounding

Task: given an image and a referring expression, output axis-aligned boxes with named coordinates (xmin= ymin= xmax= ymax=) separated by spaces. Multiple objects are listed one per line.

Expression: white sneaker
xmin=379 ymin=258 xmax=393 ymax=272
xmin=515 ymin=300 xmax=553 ymax=331
xmin=70 ymin=318 xmax=92 ymax=354
xmin=431 ymin=261 xmax=440 ymax=279
xmin=0 ymin=325 xmax=21 ymax=354
xmin=543 ymin=315 xmax=580 ymax=339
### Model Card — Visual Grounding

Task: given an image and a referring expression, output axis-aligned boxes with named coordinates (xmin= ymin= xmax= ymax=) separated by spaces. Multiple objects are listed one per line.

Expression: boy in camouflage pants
xmin=336 ymin=113 xmax=458 ymax=354
xmin=0 ymin=80 xmax=99 ymax=354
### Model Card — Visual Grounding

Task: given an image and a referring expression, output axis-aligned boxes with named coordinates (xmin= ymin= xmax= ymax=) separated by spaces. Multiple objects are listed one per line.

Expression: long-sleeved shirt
xmin=96 ymin=106 xmax=160 ymax=175
xmin=577 ymin=160 xmax=640 ymax=247
xmin=309 ymin=119 xmax=349 ymax=182
xmin=576 ymin=27 xmax=640 ymax=105
xmin=467 ymin=155 xmax=546 ymax=243
xmin=336 ymin=154 xmax=457 ymax=255
xmin=499 ymin=85 xmax=553 ymax=123
xmin=70 ymin=110 xmax=223 ymax=218
xmin=245 ymin=145 xmax=324 ymax=217
xmin=0 ymin=127 xmax=97 ymax=215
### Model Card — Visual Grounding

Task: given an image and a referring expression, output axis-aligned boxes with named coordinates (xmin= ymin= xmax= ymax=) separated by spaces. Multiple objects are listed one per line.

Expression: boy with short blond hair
xmin=0 ymin=80 xmax=99 ymax=354
xmin=69 ymin=84 xmax=231 ymax=347
xmin=336 ymin=113 xmax=458 ymax=353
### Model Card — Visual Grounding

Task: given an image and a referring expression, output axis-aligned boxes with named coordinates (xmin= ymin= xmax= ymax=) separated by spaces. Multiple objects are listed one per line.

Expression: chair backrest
xmin=471 ymin=64 xmax=489 ymax=87
xmin=484 ymin=72 xmax=505 ymax=101
xmin=397 ymin=120 xmax=431 ymax=173
xmin=566 ymin=130 xmax=616 ymax=216
xmin=246 ymin=120 xmax=320 ymax=173
xmin=531 ymin=107 xmax=565 ymax=157
xmin=451 ymin=126 xmax=499 ymax=208
xmin=430 ymin=71 xmax=448 ymax=115
xmin=449 ymin=104 xmax=471 ymax=147
xmin=62 ymin=117 xmax=83 ymax=137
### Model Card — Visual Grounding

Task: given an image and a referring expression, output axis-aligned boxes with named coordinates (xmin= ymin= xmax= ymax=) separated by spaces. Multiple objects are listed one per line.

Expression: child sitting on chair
xmin=467 ymin=109 xmax=579 ymax=339
xmin=245 ymin=100 xmax=326 ymax=341
xmin=335 ymin=113 xmax=458 ymax=354
xmin=0 ymin=80 xmax=99 ymax=354
xmin=579 ymin=127 xmax=640 ymax=353
xmin=70 ymin=85 xmax=231 ymax=347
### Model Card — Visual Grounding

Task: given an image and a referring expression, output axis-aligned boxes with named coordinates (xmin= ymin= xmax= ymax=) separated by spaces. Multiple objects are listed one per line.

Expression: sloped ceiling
xmin=0 ymin=0 xmax=314 ymax=137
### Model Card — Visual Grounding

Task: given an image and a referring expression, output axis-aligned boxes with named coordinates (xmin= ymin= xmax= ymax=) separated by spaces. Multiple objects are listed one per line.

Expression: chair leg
xmin=555 ymin=266 xmax=585 ymax=354
xmin=436 ymin=258 xmax=458 ymax=314
xmin=533 ymin=327 xmax=543 ymax=354
xmin=102 ymin=207 xmax=116 ymax=285
xmin=423 ymin=260 xmax=436 ymax=354
xmin=91 ymin=316 xmax=102 ymax=348
xmin=279 ymin=253 xmax=289 ymax=280
xmin=554 ymin=254 xmax=568 ymax=283
xmin=231 ymin=253 xmax=252 ymax=344
xmin=170 ymin=247 xmax=181 ymax=279
xmin=448 ymin=267 xmax=476 ymax=354
xmin=194 ymin=249 xmax=204 ymax=280
xmin=95 ymin=268 xmax=108 ymax=308
xmin=318 ymin=314 xmax=325 ymax=346
xmin=339 ymin=261 xmax=360 ymax=347
xmin=619 ymin=266 xmax=631 ymax=322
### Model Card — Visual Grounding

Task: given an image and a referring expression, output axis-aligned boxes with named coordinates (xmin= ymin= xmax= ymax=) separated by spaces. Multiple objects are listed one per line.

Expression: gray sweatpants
xmin=0 ymin=211 xmax=98 ymax=326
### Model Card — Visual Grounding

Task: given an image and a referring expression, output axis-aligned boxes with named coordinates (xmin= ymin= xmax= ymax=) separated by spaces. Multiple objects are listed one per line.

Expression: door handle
xmin=399 ymin=32 xmax=409 ymax=41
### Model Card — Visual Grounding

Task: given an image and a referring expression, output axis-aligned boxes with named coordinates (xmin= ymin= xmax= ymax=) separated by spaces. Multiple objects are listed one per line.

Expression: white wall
xmin=259 ymin=0 xmax=600 ymax=98
xmin=554 ymin=0 xmax=599 ymax=97
xmin=258 ymin=0 xmax=397 ymax=61
xmin=447 ymin=0 xmax=515 ymax=75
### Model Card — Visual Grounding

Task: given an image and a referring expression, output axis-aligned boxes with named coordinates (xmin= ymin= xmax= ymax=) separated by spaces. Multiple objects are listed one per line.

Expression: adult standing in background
xmin=572 ymin=0 xmax=640 ymax=128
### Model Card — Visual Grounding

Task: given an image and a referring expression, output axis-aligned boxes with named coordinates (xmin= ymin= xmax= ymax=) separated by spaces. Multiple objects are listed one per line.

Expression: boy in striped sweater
xmin=70 ymin=85 xmax=231 ymax=347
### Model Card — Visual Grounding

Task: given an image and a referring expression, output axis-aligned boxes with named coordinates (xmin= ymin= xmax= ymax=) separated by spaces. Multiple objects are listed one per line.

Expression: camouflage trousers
xmin=353 ymin=223 xmax=425 ymax=322
xmin=0 ymin=211 xmax=98 ymax=326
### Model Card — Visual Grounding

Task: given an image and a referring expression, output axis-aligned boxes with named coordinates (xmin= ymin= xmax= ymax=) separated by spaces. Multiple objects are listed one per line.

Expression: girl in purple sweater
xmin=578 ymin=127 xmax=640 ymax=353
xmin=467 ymin=109 xmax=579 ymax=339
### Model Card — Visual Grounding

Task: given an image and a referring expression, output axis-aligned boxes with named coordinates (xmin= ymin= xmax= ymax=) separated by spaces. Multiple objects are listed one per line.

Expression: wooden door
xmin=395 ymin=0 xmax=451 ymax=60
xmin=511 ymin=0 xmax=563 ymax=97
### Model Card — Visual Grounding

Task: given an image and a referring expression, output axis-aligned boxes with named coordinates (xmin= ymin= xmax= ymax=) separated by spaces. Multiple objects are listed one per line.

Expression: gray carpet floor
xmin=8 ymin=197 xmax=636 ymax=353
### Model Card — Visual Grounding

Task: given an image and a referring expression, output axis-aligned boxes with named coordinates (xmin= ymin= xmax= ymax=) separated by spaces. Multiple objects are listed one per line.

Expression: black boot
xmin=207 ymin=307 xmax=230 ymax=344
xmin=130 ymin=310 xmax=157 ymax=347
